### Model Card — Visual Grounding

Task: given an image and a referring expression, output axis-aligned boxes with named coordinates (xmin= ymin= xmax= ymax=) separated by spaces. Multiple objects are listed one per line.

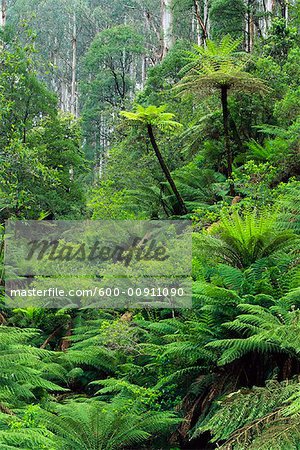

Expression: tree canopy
xmin=0 ymin=0 xmax=300 ymax=449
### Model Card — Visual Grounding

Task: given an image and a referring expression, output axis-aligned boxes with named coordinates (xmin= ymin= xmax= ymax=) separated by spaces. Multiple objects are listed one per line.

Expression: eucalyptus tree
xmin=7 ymin=0 xmax=96 ymax=115
xmin=161 ymin=0 xmax=174 ymax=57
xmin=81 ymin=25 xmax=144 ymax=176
xmin=1 ymin=0 xmax=6 ymax=27
xmin=0 ymin=38 xmax=87 ymax=220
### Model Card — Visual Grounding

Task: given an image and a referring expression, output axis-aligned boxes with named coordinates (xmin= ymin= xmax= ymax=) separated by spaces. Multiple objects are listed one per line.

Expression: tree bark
xmin=193 ymin=0 xmax=208 ymax=45
xmin=141 ymin=55 xmax=147 ymax=87
xmin=0 ymin=403 xmax=14 ymax=415
xmin=262 ymin=0 xmax=274 ymax=35
xmin=204 ymin=0 xmax=210 ymax=38
xmin=147 ymin=124 xmax=187 ymax=215
xmin=70 ymin=11 xmax=77 ymax=117
xmin=1 ymin=0 xmax=6 ymax=28
xmin=40 ymin=325 xmax=63 ymax=349
xmin=59 ymin=321 xmax=72 ymax=352
xmin=221 ymin=86 xmax=235 ymax=196
xmin=282 ymin=0 xmax=289 ymax=24
xmin=245 ymin=0 xmax=254 ymax=52
xmin=161 ymin=0 xmax=174 ymax=57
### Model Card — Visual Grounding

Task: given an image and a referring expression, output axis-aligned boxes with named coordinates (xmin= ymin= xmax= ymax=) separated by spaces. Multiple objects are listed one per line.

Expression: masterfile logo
xmin=4 ymin=220 xmax=192 ymax=309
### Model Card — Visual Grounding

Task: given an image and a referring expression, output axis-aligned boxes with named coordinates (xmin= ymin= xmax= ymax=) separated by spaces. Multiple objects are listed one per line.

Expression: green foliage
xmin=193 ymin=378 xmax=300 ymax=449
xmin=178 ymin=36 xmax=269 ymax=96
xmin=88 ymin=181 xmax=135 ymax=219
xmin=210 ymin=0 xmax=245 ymax=40
xmin=0 ymin=326 xmax=64 ymax=408
xmin=194 ymin=210 xmax=298 ymax=269
xmin=0 ymin=41 xmax=87 ymax=220
xmin=36 ymin=399 xmax=179 ymax=450
xmin=207 ymin=300 xmax=300 ymax=364
xmin=263 ymin=18 xmax=299 ymax=61
xmin=121 ymin=104 xmax=183 ymax=131
xmin=1 ymin=3 xmax=300 ymax=450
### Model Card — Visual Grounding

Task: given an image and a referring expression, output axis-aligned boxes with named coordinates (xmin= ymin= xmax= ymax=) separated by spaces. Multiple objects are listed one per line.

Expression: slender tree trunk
xmin=283 ymin=0 xmax=289 ymax=24
xmin=245 ymin=0 xmax=254 ymax=52
xmin=70 ymin=12 xmax=77 ymax=117
xmin=141 ymin=55 xmax=147 ymax=87
xmin=161 ymin=0 xmax=174 ymax=57
xmin=1 ymin=0 xmax=6 ymax=28
xmin=263 ymin=0 xmax=274 ymax=34
xmin=193 ymin=0 xmax=208 ymax=45
xmin=249 ymin=13 xmax=254 ymax=52
xmin=61 ymin=80 xmax=66 ymax=112
xmin=285 ymin=2 xmax=288 ymax=25
xmin=40 ymin=326 xmax=63 ymax=349
xmin=147 ymin=124 xmax=187 ymax=215
xmin=191 ymin=6 xmax=198 ymax=45
xmin=51 ymin=36 xmax=58 ymax=92
xmin=59 ymin=321 xmax=72 ymax=351
xmin=221 ymin=86 xmax=235 ymax=196
xmin=204 ymin=0 xmax=210 ymax=39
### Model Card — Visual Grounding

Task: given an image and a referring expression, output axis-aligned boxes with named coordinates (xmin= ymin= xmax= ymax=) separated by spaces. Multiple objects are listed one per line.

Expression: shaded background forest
xmin=0 ymin=0 xmax=300 ymax=449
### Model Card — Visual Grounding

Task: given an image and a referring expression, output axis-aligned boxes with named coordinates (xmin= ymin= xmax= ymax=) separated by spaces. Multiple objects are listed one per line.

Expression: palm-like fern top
xmin=178 ymin=36 xmax=269 ymax=95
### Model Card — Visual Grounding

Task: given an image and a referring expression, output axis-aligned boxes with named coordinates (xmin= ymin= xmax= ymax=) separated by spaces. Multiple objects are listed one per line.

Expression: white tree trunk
xmin=1 ymin=0 xmax=7 ymax=28
xmin=244 ymin=0 xmax=255 ymax=51
xmin=193 ymin=0 xmax=209 ymax=45
xmin=62 ymin=81 xmax=70 ymax=113
xmin=204 ymin=0 xmax=210 ymax=39
xmin=161 ymin=0 xmax=174 ymax=57
xmin=70 ymin=12 xmax=77 ymax=117
xmin=191 ymin=6 xmax=200 ymax=45
xmin=284 ymin=0 xmax=289 ymax=25
xmin=141 ymin=56 xmax=147 ymax=87
xmin=51 ymin=36 xmax=58 ymax=92
xmin=261 ymin=0 xmax=274 ymax=35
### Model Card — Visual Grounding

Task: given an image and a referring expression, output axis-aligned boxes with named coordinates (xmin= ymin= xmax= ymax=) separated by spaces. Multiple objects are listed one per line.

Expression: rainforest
xmin=0 ymin=0 xmax=300 ymax=449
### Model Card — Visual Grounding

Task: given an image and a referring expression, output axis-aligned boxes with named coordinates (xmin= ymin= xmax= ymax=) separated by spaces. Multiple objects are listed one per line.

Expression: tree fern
xmin=192 ymin=378 xmax=300 ymax=449
xmin=36 ymin=399 xmax=180 ymax=450
xmin=0 ymin=327 xmax=65 ymax=408
xmin=194 ymin=210 xmax=299 ymax=269
xmin=207 ymin=301 xmax=300 ymax=365
xmin=277 ymin=182 xmax=300 ymax=234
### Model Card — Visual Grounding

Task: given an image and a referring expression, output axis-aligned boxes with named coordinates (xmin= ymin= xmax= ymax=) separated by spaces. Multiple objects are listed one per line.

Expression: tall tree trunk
xmin=161 ymin=0 xmax=174 ymax=57
xmin=245 ymin=0 xmax=254 ymax=52
xmin=141 ymin=55 xmax=147 ymax=87
xmin=191 ymin=6 xmax=199 ymax=45
xmin=193 ymin=0 xmax=208 ymax=45
xmin=285 ymin=2 xmax=288 ymax=25
xmin=204 ymin=0 xmax=210 ymax=39
xmin=1 ymin=0 xmax=6 ymax=28
xmin=51 ymin=36 xmax=58 ymax=92
xmin=261 ymin=0 xmax=274 ymax=35
xmin=221 ymin=86 xmax=235 ymax=196
xmin=147 ymin=124 xmax=187 ymax=215
xmin=283 ymin=0 xmax=289 ymax=24
xmin=70 ymin=12 xmax=77 ymax=117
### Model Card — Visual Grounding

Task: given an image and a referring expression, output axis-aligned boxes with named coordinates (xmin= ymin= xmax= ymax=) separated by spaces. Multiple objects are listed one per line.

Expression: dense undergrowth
xmin=1 ymin=2 xmax=300 ymax=449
